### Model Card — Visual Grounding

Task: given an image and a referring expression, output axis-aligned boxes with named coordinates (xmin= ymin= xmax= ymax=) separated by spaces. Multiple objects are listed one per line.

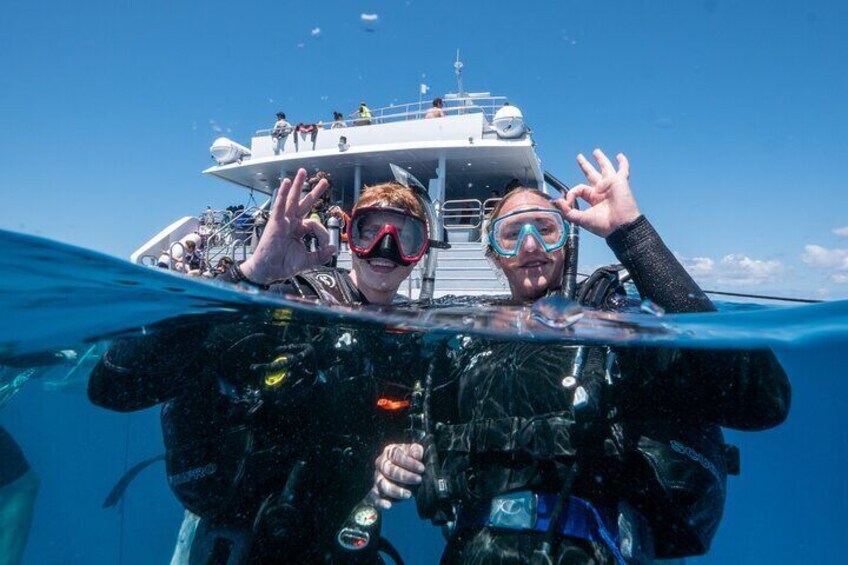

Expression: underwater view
xmin=2 ymin=229 xmax=847 ymax=564
xmin=3 ymin=1 xmax=848 ymax=564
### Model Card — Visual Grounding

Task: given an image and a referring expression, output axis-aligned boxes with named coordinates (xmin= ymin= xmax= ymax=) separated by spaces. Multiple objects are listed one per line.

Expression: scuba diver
xmin=1 ymin=348 xmax=81 ymax=565
xmin=369 ymin=149 xmax=790 ymax=564
xmin=88 ymin=168 xmax=445 ymax=564
xmin=0 ymin=426 xmax=38 ymax=565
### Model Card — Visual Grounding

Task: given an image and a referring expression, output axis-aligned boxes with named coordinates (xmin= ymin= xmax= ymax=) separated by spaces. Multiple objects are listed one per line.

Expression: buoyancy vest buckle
xmin=250 ymin=343 xmax=315 ymax=389
xmin=488 ymin=490 xmax=538 ymax=530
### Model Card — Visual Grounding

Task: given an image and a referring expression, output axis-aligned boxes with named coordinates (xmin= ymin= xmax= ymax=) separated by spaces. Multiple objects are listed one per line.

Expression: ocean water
xmin=2 ymin=229 xmax=848 ymax=564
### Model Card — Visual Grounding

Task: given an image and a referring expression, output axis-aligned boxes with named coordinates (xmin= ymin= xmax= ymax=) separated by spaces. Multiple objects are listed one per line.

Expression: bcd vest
xmin=425 ymin=265 xmax=739 ymax=559
xmin=161 ymin=267 xmax=374 ymax=523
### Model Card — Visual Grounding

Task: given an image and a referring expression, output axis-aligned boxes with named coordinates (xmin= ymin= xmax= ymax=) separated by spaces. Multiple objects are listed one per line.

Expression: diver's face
xmin=493 ymin=193 xmax=565 ymax=302
xmin=351 ymin=252 xmax=417 ymax=298
xmin=350 ymin=207 xmax=422 ymax=304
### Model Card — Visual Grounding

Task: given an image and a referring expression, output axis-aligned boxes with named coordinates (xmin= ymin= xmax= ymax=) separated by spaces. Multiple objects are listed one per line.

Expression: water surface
xmin=2 ymin=230 xmax=847 ymax=564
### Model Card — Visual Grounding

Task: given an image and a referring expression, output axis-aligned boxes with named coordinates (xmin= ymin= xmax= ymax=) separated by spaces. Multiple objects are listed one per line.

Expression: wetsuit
xmin=1 ymin=350 xmax=79 ymax=565
xmin=1 ymin=350 xmax=78 ymax=485
xmin=422 ymin=216 xmax=790 ymax=564
xmin=0 ymin=426 xmax=29 ymax=489
xmin=89 ymin=267 xmax=418 ymax=564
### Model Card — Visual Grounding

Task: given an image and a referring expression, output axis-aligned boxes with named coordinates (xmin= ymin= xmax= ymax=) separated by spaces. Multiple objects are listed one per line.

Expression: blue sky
xmin=1 ymin=0 xmax=847 ymax=299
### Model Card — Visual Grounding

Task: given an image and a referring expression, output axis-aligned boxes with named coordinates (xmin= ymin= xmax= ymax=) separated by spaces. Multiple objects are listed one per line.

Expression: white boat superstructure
xmin=206 ymin=94 xmax=541 ymax=203
xmin=132 ymin=83 xmax=565 ymax=298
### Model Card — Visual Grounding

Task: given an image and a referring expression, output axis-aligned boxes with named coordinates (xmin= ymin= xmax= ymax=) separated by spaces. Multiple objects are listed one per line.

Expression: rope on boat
xmin=576 ymin=272 xmax=823 ymax=304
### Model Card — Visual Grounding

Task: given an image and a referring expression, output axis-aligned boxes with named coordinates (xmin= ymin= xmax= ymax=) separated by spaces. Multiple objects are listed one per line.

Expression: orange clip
xmin=377 ymin=397 xmax=410 ymax=411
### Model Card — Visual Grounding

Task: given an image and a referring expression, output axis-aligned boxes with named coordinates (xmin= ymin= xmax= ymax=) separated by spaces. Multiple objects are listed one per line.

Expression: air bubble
xmin=640 ymin=300 xmax=666 ymax=317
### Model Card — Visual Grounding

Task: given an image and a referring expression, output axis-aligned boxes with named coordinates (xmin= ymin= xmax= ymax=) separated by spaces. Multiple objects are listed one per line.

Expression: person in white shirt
xmin=271 ymin=112 xmax=292 ymax=154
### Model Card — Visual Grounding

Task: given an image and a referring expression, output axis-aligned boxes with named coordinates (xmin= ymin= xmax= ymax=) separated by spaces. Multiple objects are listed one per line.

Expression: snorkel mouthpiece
xmin=357 ymin=232 xmax=412 ymax=266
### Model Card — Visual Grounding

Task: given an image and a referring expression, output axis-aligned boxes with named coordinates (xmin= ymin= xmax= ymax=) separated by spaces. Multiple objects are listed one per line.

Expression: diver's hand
xmin=557 ymin=149 xmax=641 ymax=238
xmin=239 ymin=168 xmax=337 ymax=285
xmin=367 ymin=443 xmax=425 ymax=510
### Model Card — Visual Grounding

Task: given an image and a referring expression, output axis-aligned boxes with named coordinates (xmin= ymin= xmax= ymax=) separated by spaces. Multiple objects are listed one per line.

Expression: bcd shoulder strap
xmin=291 ymin=267 xmax=360 ymax=306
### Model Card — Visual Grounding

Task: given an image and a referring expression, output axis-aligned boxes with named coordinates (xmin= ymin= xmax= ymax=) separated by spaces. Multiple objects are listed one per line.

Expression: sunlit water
xmin=2 ymin=229 xmax=847 ymax=564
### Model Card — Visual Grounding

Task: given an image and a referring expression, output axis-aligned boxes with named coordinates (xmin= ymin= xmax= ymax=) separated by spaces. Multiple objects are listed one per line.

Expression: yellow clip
xmin=271 ymin=309 xmax=293 ymax=325
xmin=264 ymin=355 xmax=289 ymax=387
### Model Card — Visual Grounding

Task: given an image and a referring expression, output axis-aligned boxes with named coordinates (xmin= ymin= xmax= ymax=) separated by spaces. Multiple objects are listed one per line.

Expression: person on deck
xmin=180 ymin=240 xmax=204 ymax=275
xmin=271 ymin=112 xmax=292 ymax=154
xmin=357 ymin=102 xmax=372 ymax=126
xmin=424 ymin=98 xmax=445 ymax=119
xmin=331 ymin=111 xmax=346 ymax=128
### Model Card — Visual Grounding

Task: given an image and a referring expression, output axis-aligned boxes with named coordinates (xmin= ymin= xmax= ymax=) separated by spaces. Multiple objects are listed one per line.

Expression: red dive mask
xmin=347 ymin=206 xmax=429 ymax=266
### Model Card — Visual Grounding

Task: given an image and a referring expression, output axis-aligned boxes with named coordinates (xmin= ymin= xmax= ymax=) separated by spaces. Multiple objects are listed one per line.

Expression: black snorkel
xmin=543 ymin=171 xmax=579 ymax=301
xmin=410 ymin=358 xmax=456 ymax=528
xmin=389 ymin=164 xmax=450 ymax=300
xmin=532 ymin=172 xmax=584 ymax=565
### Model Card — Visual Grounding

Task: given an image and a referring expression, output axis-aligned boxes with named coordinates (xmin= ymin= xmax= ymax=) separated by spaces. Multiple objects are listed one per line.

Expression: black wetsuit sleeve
xmin=0 ymin=425 xmax=30 ymax=487
xmin=607 ymin=216 xmax=791 ymax=430
xmin=88 ymin=323 xmax=211 ymax=412
xmin=606 ymin=215 xmax=715 ymax=314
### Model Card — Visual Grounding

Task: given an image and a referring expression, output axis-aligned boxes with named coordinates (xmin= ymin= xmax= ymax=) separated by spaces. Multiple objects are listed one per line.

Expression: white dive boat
xmin=131 ymin=65 xmax=569 ymax=298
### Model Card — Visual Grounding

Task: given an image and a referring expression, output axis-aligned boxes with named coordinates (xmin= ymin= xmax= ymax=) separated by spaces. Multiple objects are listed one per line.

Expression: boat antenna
xmin=454 ymin=49 xmax=464 ymax=97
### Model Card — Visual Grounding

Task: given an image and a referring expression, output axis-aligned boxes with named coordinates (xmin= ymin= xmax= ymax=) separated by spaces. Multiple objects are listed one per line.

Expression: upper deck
xmin=203 ymin=94 xmax=544 ymax=207
xmin=134 ymin=92 xmax=557 ymax=297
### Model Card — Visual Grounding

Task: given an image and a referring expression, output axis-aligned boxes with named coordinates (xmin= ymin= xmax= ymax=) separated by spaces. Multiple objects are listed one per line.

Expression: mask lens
xmin=350 ymin=208 xmax=427 ymax=258
xmin=491 ymin=209 xmax=566 ymax=255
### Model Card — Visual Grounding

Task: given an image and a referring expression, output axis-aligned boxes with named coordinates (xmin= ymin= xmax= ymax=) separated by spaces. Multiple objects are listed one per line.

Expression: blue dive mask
xmin=488 ymin=208 xmax=569 ymax=257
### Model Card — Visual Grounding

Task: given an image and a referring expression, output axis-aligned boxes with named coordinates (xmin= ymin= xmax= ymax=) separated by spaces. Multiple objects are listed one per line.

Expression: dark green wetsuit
xmin=426 ymin=217 xmax=790 ymax=564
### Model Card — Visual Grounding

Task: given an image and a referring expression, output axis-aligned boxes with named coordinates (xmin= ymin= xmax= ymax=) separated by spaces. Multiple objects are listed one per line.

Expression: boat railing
xmin=443 ymin=199 xmax=484 ymax=242
xmin=443 ymin=199 xmax=484 ymax=228
xmin=227 ymin=239 xmax=249 ymax=264
xmin=482 ymin=197 xmax=502 ymax=218
xmin=138 ymin=254 xmax=159 ymax=267
xmin=479 ymin=197 xmax=504 ymax=241
xmin=168 ymin=241 xmax=186 ymax=269
xmin=254 ymin=95 xmax=508 ymax=135
xmin=202 ymin=206 xmax=267 ymax=266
